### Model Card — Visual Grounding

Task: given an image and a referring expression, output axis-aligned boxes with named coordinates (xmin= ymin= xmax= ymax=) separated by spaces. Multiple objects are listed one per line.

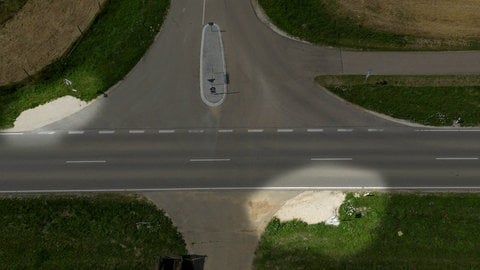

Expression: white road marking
xmin=0 ymin=133 xmax=23 ymax=136
xmin=415 ymin=129 xmax=480 ymax=132
xmin=202 ymin=0 xmax=206 ymax=25
xmin=248 ymin=129 xmax=264 ymax=133
xmin=5 ymin=186 xmax=480 ymax=193
xmin=435 ymin=157 xmax=478 ymax=160
xmin=188 ymin=129 xmax=205 ymax=133
xmin=338 ymin=128 xmax=353 ymax=132
xmin=129 ymin=130 xmax=145 ymax=134
xmin=307 ymin=129 xmax=324 ymax=132
xmin=277 ymin=129 xmax=293 ymax=133
xmin=189 ymin=158 xmax=231 ymax=162
xmin=218 ymin=129 xmax=234 ymax=133
xmin=158 ymin=130 xmax=175 ymax=134
xmin=66 ymin=160 xmax=107 ymax=164
xmin=368 ymin=129 xmax=384 ymax=132
xmin=311 ymin=158 xmax=353 ymax=161
xmin=99 ymin=130 xmax=115 ymax=134
xmin=68 ymin=131 xmax=84 ymax=135
xmin=38 ymin=131 xmax=55 ymax=135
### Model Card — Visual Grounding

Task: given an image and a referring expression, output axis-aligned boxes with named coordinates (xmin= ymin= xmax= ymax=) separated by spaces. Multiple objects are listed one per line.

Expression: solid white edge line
xmin=307 ymin=129 xmax=323 ymax=132
xmin=68 ymin=131 xmax=84 ymax=134
xmin=0 ymin=133 xmax=23 ymax=136
xmin=202 ymin=0 xmax=206 ymax=25
xmin=158 ymin=130 xmax=175 ymax=134
xmin=248 ymin=129 xmax=264 ymax=133
xmin=66 ymin=160 xmax=107 ymax=164
xmin=189 ymin=158 xmax=231 ymax=162
xmin=311 ymin=158 xmax=353 ymax=161
xmin=129 ymin=130 xmax=145 ymax=134
xmin=435 ymin=157 xmax=478 ymax=160
xmin=218 ymin=129 xmax=234 ymax=133
xmin=3 ymin=186 xmax=480 ymax=193
xmin=415 ymin=129 xmax=480 ymax=132
xmin=99 ymin=130 xmax=115 ymax=134
xmin=277 ymin=129 xmax=293 ymax=133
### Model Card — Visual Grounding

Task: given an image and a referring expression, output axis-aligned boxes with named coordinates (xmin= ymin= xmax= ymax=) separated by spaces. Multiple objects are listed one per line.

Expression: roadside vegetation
xmin=0 ymin=0 xmax=27 ymax=26
xmin=316 ymin=75 xmax=480 ymax=126
xmin=0 ymin=194 xmax=186 ymax=268
xmin=258 ymin=0 xmax=480 ymax=50
xmin=255 ymin=192 xmax=480 ymax=269
xmin=0 ymin=0 xmax=170 ymax=128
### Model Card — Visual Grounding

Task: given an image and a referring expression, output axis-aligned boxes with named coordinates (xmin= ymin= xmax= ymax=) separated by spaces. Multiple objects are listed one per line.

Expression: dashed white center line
xmin=99 ymin=130 xmax=115 ymax=134
xmin=158 ymin=130 xmax=175 ymax=134
xmin=277 ymin=129 xmax=293 ymax=133
xmin=218 ymin=129 xmax=234 ymax=133
xmin=307 ymin=129 xmax=324 ymax=133
xmin=338 ymin=128 xmax=353 ymax=132
xmin=66 ymin=160 xmax=107 ymax=164
xmin=0 ymin=133 xmax=23 ymax=136
xmin=311 ymin=158 xmax=353 ymax=161
xmin=435 ymin=157 xmax=478 ymax=160
xmin=129 ymin=130 xmax=145 ymax=134
xmin=68 ymin=131 xmax=84 ymax=135
xmin=189 ymin=158 xmax=231 ymax=162
xmin=368 ymin=129 xmax=384 ymax=132
xmin=248 ymin=129 xmax=264 ymax=133
xmin=38 ymin=131 xmax=55 ymax=135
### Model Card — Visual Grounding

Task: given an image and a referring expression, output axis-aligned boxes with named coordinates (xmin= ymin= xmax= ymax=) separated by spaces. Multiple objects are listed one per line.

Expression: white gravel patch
xmin=274 ymin=191 xmax=346 ymax=225
xmin=4 ymin=95 xmax=91 ymax=132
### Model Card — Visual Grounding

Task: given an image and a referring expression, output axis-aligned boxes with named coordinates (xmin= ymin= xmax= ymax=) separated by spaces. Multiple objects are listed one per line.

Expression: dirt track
xmin=0 ymin=0 xmax=107 ymax=86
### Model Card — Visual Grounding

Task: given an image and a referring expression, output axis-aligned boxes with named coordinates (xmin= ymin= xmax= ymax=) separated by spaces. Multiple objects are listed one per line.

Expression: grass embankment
xmin=0 ymin=0 xmax=170 ymax=128
xmin=255 ymin=193 xmax=480 ymax=269
xmin=258 ymin=0 xmax=480 ymax=50
xmin=316 ymin=75 xmax=480 ymax=126
xmin=0 ymin=194 xmax=186 ymax=268
xmin=0 ymin=0 xmax=27 ymax=25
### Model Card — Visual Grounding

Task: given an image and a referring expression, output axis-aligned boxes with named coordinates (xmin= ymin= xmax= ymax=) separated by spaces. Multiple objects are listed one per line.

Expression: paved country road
xmin=1 ymin=128 xmax=479 ymax=192
xmin=2 ymin=0 xmax=480 ymax=191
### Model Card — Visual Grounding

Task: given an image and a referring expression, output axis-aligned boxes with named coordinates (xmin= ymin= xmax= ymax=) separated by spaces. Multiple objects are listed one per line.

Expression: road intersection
xmin=1 ymin=0 xmax=480 ymax=192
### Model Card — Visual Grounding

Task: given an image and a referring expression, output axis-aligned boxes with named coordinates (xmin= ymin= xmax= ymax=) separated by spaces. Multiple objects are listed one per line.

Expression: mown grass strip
xmin=0 ymin=0 xmax=169 ymax=128
xmin=257 ymin=0 xmax=480 ymax=51
xmin=0 ymin=194 xmax=186 ymax=268
xmin=0 ymin=0 xmax=28 ymax=26
xmin=316 ymin=75 xmax=480 ymax=126
xmin=255 ymin=192 xmax=480 ymax=269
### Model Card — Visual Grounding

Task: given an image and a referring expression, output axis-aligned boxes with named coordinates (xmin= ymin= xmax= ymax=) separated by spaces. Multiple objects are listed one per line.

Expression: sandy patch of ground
xmin=4 ymin=95 xmax=92 ymax=132
xmin=274 ymin=191 xmax=346 ymax=225
xmin=0 ymin=0 xmax=107 ymax=85
xmin=335 ymin=0 xmax=480 ymax=38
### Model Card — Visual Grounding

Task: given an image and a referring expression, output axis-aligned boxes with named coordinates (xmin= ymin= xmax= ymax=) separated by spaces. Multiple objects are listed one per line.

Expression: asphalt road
xmin=2 ymin=0 xmax=480 ymax=191
xmin=1 ymin=128 xmax=479 ymax=191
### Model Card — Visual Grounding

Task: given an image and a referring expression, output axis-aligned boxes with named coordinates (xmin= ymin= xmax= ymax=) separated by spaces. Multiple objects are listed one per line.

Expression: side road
xmin=144 ymin=191 xmax=303 ymax=270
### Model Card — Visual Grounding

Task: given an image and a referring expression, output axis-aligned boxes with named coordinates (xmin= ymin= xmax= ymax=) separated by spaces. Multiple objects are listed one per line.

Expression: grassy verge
xmin=0 ymin=0 xmax=169 ymax=128
xmin=0 ymin=194 xmax=186 ymax=268
xmin=316 ymin=75 xmax=480 ymax=126
xmin=255 ymin=192 xmax=480 ymax=269
xmin=0 ymin=0 xmax=28 ymax=26
xmin=257 ymin=0 xmax=480 ymax=50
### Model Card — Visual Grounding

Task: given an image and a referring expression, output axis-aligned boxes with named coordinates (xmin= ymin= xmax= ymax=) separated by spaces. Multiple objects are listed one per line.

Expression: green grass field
xmin=0 ymin=0 xmax=27 ymax=26
xmin=0 ymin=194 xmax=186 ymax=268
xmin=255 ymin=192 xmax=480 ymax=269
xmin=0 ymin=0 xmax=169 ymax=128
xmin=258 ymin=0 xmax=480 ymax=51
xmin=316 ymin=75 xmax=480 ymax=126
